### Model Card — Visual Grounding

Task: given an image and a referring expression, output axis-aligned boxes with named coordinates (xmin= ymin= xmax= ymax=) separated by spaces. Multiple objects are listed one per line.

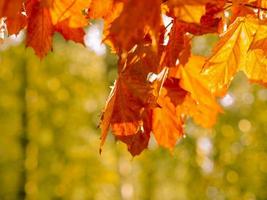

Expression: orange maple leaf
xmin=0 ymin=0 xmax=22 ymax=18
xmin=26 ymin=0 xmax=54 ymax=58
xmin=152 ymin=78 xmax=187 ymax=150
xmin=106 ymin=0 xmax=162 ymax=52
xmin=24 ymin=0 xmax=87 ymax=57
xmin=100 ymin=45 xmax=165 ymax=151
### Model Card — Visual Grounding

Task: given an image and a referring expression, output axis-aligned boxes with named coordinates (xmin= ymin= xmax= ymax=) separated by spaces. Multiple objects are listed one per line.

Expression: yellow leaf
xmin=50 ymin=0 xmax=89 ymax=28
xmin=88 ymin=0 xmax=124 ymax=22
xmin=202 ymin=17 xmax=258 ymax=96
xmin=241 ymin=49 xmax=267 ymax=85
xmin=168 ymin=4 xmax=206 ymax=23
xmin=179 ymin=56 xmax=222 ymax=127
xmin=262 ymin=1 xmax=267 ymax=8
xmin=250 ymin=21 xmax=267 ymax=55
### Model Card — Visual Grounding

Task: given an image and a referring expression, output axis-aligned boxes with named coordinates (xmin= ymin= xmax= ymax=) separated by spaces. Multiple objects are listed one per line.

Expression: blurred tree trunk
xmin=141 ymin=158 xmax=155 ymax=200
xmin=18 ymin=59 xmax=28 ymax=199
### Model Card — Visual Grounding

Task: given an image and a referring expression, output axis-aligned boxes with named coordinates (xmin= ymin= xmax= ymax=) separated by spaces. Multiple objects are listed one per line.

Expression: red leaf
xmin=55 ymin=19 xmax=85 ymax=44
xmin=0 ymin=0 xmax=22 ymax=18
xmin=26 ymin=0 xmax=54 ymax=58
xmin=107 ymin=0 xmax=162 ymax=52
xmin=6 ymin=13 xmax=27 ymax=35
xmin=116 ymin=110 xmax=152 ymax=156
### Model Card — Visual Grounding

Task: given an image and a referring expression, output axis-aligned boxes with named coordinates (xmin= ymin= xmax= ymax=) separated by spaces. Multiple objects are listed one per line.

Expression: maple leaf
xmin=4 ymin=0 xmax=267 ymax=156
xmin=100 ymin=45 xmax=164 ymax=151
xmin=200 ymin=0 xmax=225 ymax=30
xmin=231 ymin=4 xmax=255 ymax=23
xmin=88 ymin=0 xmax=124 ymax=20
xmin=165 ymin=4 xmax=206 ymax=23
xmin=6 ymin=13 xmax=27 ymax=36
xmin=116 ymin=130 xmax=151 ymax=156
xmin=161 ymin=19 xmax=192 ymax=67
xmin=0 ymin=0 xmax=22 ymax=19
xmin=262 ymin=0 xmax=267 ymax=8
xmin=249 ymin=21 xmax=267 ymax=54
xmin=257 ymin=0 xmax=267 ymax=8
xmin=50 ymin=0 xmax=89 ymax=28
xmin=202 ymin=17 xmax=258 ymax=96
xmin=166 ymin=0 xmax=212 ymax=6
xmin=106 ymin=0 xmax=162 ymax=52
xmin=241 ymin=49 xmax=267 ymax=85
xmin=152 ymin=78 xmax=187 ymax=150
xmin=1 ymin=0 xmax=26 ymax=36
xmin=88 ymin=0 xmax=125 ymax=38
xmin=55 ymin=19 xmax=85 ymax=44
xmin=88 ymin=0 xmax=114 ymax=19
xmin=116 ymin=109 xmax=152 ymax=156
xmin=160 ymin=16 xmax=220 ymax=69
xmin=24 ymin=0 xmax=87 ymax=57
xmin=109 ymin=77 xmax=148 ymax=137
xmin=26 ymin=0 xmax=54 ymax=58
xmin=179 ymin=56 xmax=222 ymax=127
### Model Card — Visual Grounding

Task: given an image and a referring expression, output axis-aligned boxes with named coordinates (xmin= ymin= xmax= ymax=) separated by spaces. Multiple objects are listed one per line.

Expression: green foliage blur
xmin=1 ymin=33 xmax=267 ymax=200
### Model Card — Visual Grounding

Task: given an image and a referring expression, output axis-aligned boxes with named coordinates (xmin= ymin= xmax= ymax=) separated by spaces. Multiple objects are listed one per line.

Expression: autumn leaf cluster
xmin=1 ymin=0 xmax=267 ymax=156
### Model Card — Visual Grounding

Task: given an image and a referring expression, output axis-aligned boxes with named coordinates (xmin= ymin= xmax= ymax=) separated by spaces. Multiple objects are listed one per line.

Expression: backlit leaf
xmin=152 ymin=78 xmax=187 ymax=150
xmin=241 ymin=49 xmax=267 ymax=85
xmin=0 ymin=0 xmax=22 ymax=18
xmin=202 ymin=17 xmax=258 ymax=96
xmin=26 ymin=0 xmax=54 ymax=58
xmin=55 ymin=19 xmax=85 ymax=44
xmin=50 ymin=0 xmax=89 ymax=28
xmin=179 ymin=56 xmax=222 ymax=127
xmin=106 ymin=0 xmax=162 ymax=52
xmin=100 ymin=45 xmax=163 ymax=151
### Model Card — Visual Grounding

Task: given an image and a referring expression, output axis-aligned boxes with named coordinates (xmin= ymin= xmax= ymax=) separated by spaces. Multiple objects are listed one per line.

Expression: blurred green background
xmin=1 ymin=30 xmax=267 ymax=200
